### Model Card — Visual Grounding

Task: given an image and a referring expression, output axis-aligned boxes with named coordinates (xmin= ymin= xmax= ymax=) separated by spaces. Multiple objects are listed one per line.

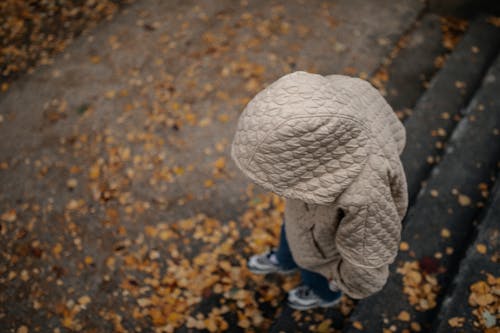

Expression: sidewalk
xmin=1 ymin=1 xmax=427 ymax=332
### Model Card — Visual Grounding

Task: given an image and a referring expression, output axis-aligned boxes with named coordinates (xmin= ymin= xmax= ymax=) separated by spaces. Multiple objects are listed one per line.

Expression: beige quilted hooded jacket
xmin=231 ymin=71 xmax=408 ymax=299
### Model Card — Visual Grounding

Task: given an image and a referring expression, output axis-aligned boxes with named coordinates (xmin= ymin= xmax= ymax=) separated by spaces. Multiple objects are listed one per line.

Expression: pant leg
xmin=275 ymin=222 xmax=298 ymax=270
xmin=278 ymin=221 xmax=340 ymax=302
xmin=301 ymin=268 xmax=341 ymax=302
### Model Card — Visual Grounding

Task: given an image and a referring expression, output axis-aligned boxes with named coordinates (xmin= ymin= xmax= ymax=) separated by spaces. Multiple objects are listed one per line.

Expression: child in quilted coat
xmin=231 ymin=71 xmax=409 ymax=310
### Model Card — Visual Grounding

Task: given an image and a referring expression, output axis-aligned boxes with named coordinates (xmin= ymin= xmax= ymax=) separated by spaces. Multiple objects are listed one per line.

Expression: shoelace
xmin=296 ymin=286 xmax=312 ymax=298
xmin=265 ymin=250 xmax=276 ymax=259
xmin=265 ymin=250 xmax=281 ymax=265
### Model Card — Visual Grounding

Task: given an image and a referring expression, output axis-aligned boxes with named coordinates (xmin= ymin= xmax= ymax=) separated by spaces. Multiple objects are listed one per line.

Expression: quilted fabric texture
xmin=231 ymin=71 xmax=409 ymax=298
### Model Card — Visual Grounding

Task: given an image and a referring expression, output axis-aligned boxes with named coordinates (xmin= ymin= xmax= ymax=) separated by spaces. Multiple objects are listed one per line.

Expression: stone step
xmin=434 ymin=175 xmax=500 ymax=332
xmin=401 ymin=15 xmax=500 ymax=205
xmin=344 ymin=49 xmax=500 ymax=333
xmin=381 ymin=13 xmax=447 ymax=113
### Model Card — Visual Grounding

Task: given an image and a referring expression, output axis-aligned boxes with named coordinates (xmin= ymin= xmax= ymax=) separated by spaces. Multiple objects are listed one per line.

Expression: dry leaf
xmin=17 ymin=326 xmax=28 ymax=333
xmin=66 ymin=178 xmax=78 ymax=189
xmin=458 ymin=194 xmax=471 ymax=206
xmin=397 ymin=310 xmax=411 ymax=322
xmin=89 ymin=164 xmax=100 ymax=180
xmin=448 ymin=317 xmax=465 ymax=327
xmin=52 ymin=243 xmax=63 ymax=256
xmin=1 ymin=209 xmax=17 ymax=222
xmin=214 ymin=157 xmax=226 ymax=170
xmin=476 ymin=244 xmax=487 ymax=254
xmin=487 ymin=16 xmax=500 ymax=27
xmin=78 ymin=295 xmax=91 ymax=305
xmin=352 ymin=321 xmax=364 ymax=330
xmin=90 ymin=55 xmax=101 ymax=64
xmin=399 ymin=242 xmax=410 ymax=251
xmin=410 ymin=322 xmax=421 ymax=331
xmin=317 ymin=319 xmax=332 ymax=332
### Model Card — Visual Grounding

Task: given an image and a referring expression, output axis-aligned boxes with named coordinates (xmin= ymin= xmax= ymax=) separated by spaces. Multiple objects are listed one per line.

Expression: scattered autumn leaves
xmin=468 ymin=275 xmax=499 ymax=331
xmin=440 ymin=17 xmax=468 ymax=51
xmin=0 ymin=0 xmax=134 ymax=90
xmin=397 ymin=261 xmax=440 ymax=312
xmin=448 ymin=275 xmax=500 ymax=331
xmin=115 ymin=193 xmax=292 ymax=332
xmin=370 ymin=15 xmax=468 ymax=121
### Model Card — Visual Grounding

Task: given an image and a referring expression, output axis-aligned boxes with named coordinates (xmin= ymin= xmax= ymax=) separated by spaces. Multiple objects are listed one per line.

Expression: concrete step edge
xmin=433 ymin=172 xmax=500 ymax=332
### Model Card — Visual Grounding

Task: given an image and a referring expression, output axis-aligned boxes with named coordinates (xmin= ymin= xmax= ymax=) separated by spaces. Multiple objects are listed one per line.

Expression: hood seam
xmin=245 ymin=113 xmax=374 ymax=171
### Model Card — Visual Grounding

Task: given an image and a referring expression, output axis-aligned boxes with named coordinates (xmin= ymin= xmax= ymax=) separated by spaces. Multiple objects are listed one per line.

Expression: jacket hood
xmin=231 ymin=71 xmax=406 ymax=205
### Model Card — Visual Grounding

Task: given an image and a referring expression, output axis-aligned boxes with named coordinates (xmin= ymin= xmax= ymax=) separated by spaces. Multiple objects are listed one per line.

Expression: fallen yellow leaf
xmin=397 ymin=310 xmax=410 ymax=322
xmin=476 ymin=243 xmax=487 ymax=254
xmin=352 ymin=321 xmax=363 ymax=330
xmin=448 ymin=316 xmax=465 ymax=327
xmin=458 ymin=194 xmax=471 ymax=206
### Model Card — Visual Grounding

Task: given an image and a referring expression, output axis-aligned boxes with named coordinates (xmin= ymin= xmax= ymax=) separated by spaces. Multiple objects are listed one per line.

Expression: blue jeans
xmin=276 ymin=223 xmax=341 ymax=302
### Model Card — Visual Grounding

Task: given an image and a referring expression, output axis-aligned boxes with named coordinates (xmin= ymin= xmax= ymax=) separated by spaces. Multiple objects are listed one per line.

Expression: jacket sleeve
xmin=325 ymin=198 xmax=397 ymax=299
xmin=329 ymin=257 xmax=390 ymax=299
xmin=330 ymin=158 xmax=406 ymax=298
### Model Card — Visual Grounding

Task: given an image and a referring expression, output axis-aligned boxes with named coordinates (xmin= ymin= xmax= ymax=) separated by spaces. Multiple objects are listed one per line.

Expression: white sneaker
xmin=247 ymin=250 xmax=298 ymax=275
xmin=287 ymin=285 xmax=342 ymax=310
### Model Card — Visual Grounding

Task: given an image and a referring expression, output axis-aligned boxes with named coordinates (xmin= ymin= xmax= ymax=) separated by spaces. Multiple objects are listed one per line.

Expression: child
xmin=231 ymin=71 xmax=408 ymax=310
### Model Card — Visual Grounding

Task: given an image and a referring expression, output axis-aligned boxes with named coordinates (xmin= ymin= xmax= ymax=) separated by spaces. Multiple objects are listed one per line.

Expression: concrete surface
xmin=400 ymin=17 xmax=500 ymax=205
xmin=0 ymin=0 xmax=424 ymax=332
xmin=435 ymin=174 xmax=500 ymax=333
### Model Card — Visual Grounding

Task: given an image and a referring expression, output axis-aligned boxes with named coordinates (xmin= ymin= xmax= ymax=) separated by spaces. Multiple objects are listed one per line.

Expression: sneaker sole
xmin=287 ymin=298 xmax=341 ymax=311
xmin=248 ymin=266 xmax=298 ymax=275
